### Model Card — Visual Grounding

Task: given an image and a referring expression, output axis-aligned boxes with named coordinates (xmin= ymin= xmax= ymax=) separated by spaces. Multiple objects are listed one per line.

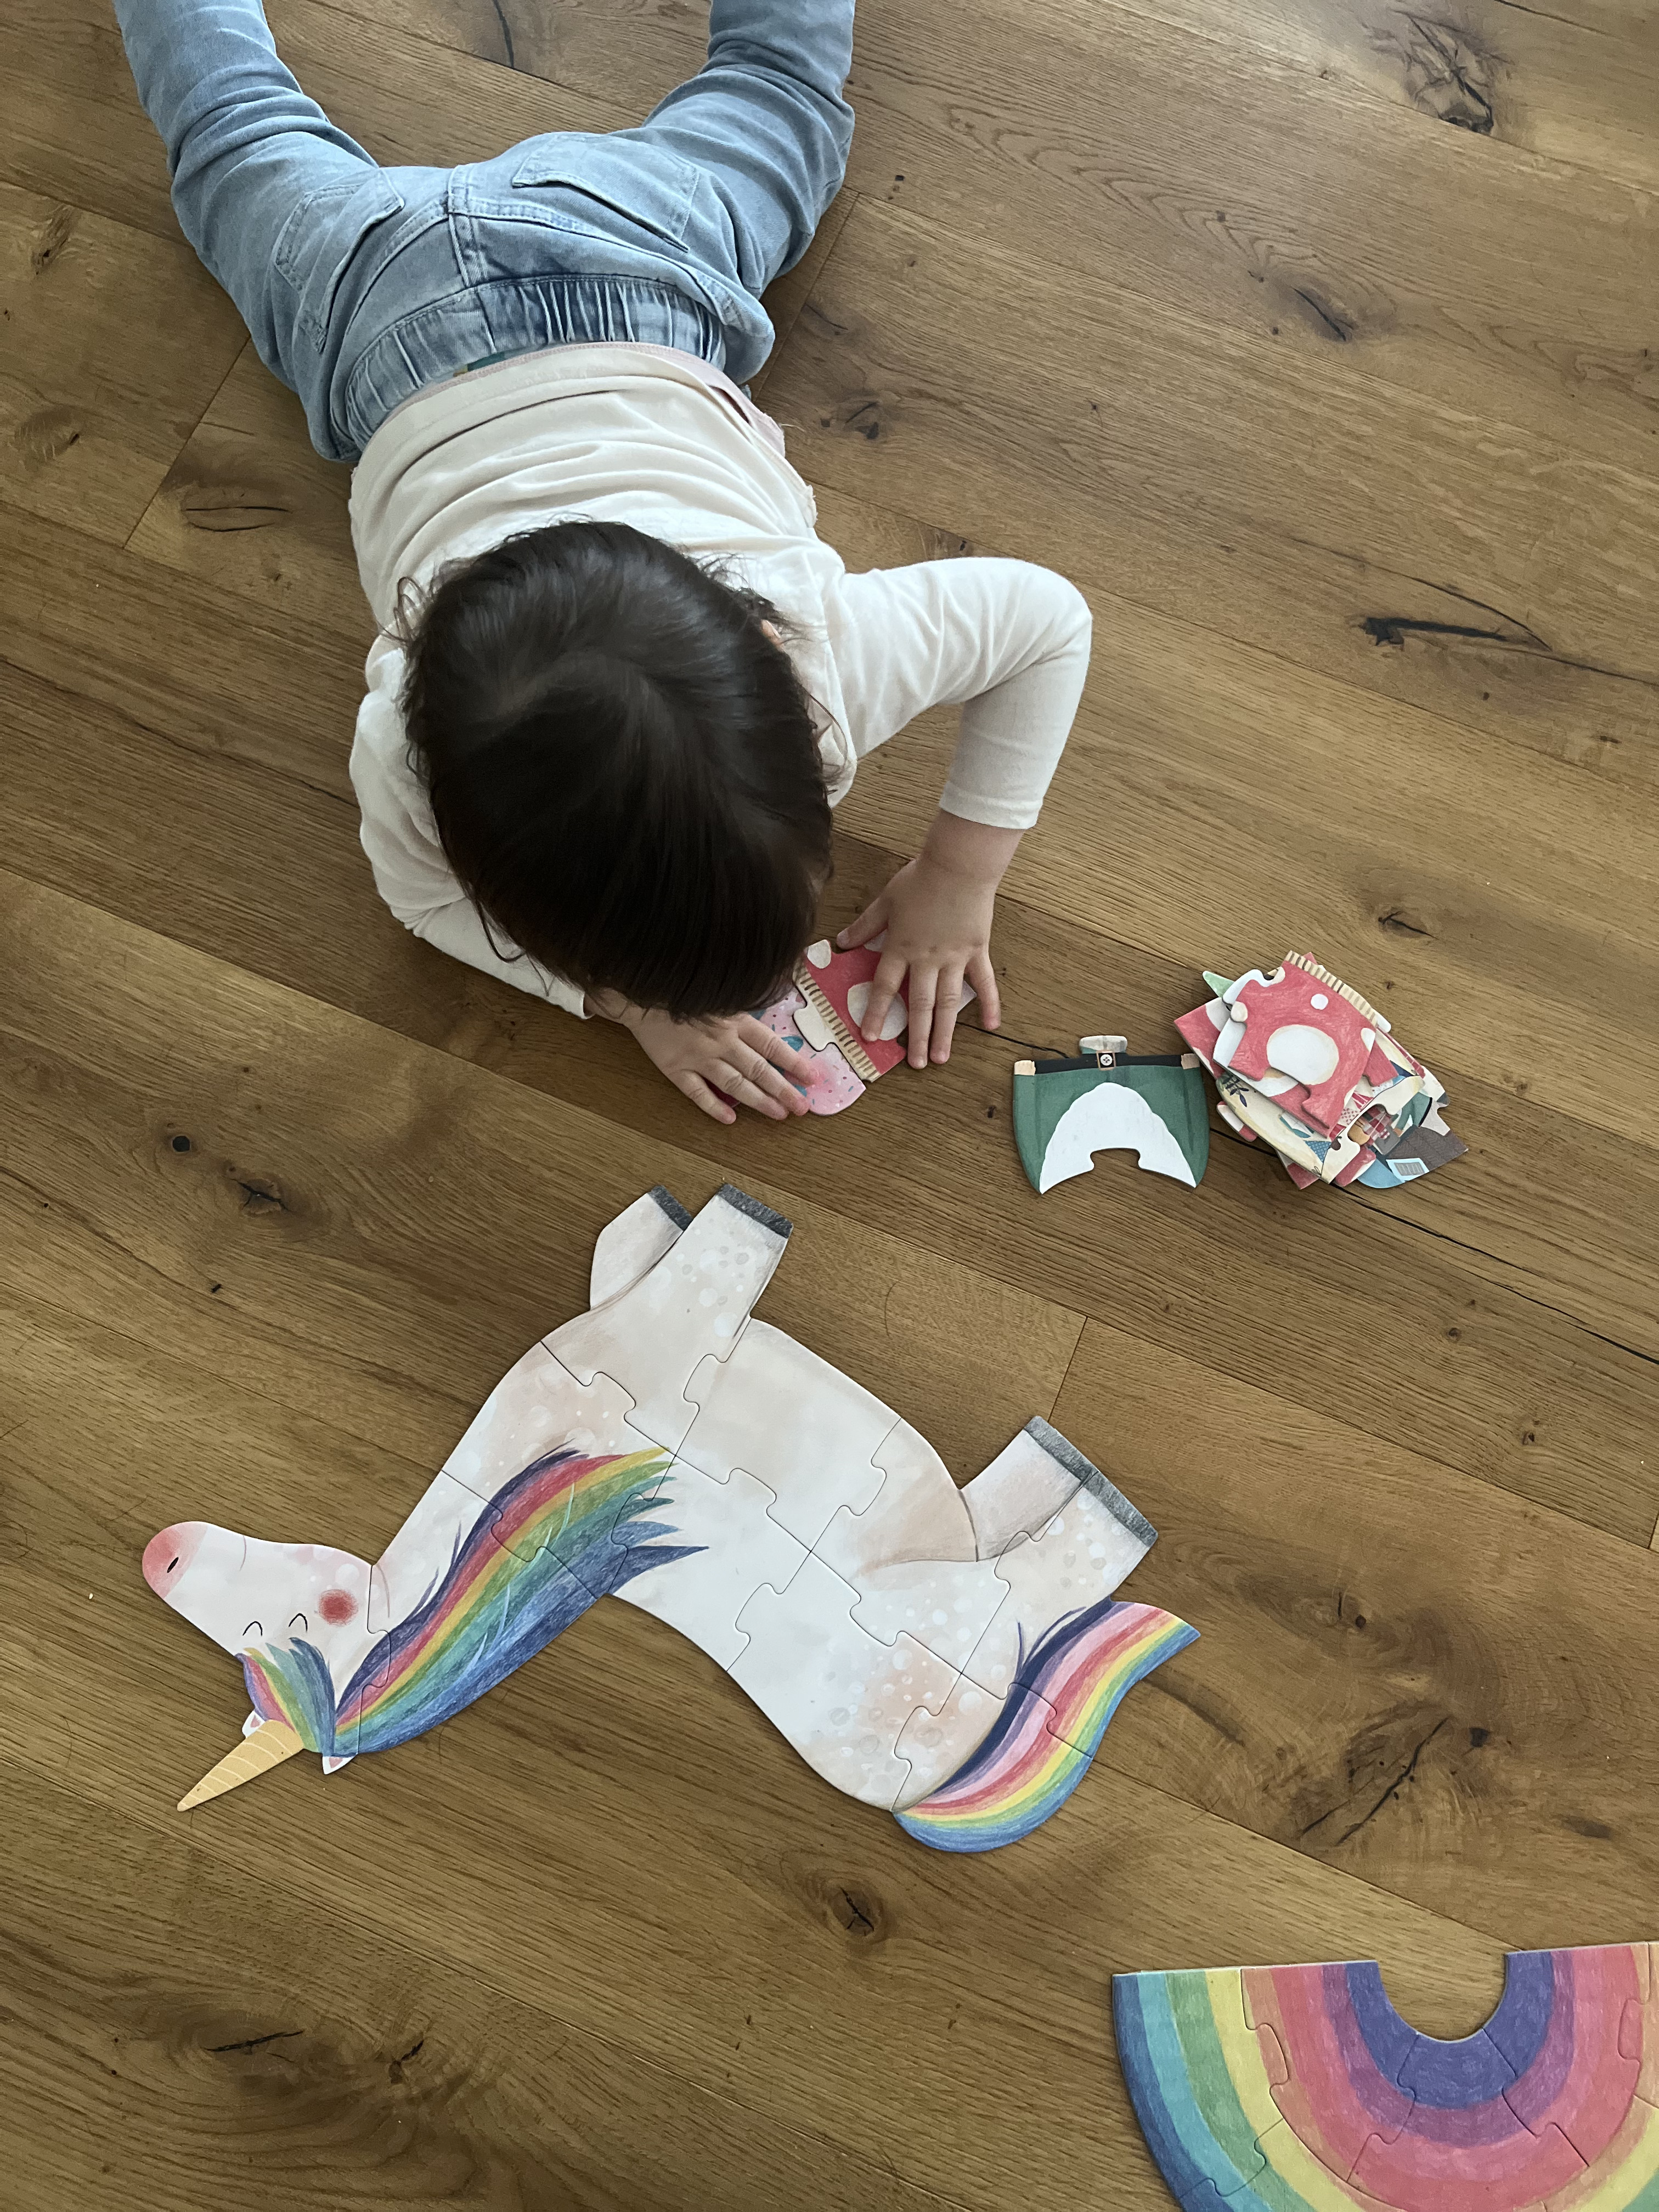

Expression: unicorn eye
xmin=289 ymin=1612 xmax=308 ymax=1632
xmin=242 ymin=1620 xmax=264 ymax=1639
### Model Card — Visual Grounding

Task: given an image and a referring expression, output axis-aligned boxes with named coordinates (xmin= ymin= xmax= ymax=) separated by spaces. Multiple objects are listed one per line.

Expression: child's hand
xmin=838 ymin=813 xmax=1019 ymax=1067
xmin=592 ymin=997 xmax=812 ymax=1125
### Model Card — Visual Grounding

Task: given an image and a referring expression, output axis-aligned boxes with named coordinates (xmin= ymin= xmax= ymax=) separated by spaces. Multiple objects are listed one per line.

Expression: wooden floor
xmin=3 ymin=0 xmax=1657 ymax=2204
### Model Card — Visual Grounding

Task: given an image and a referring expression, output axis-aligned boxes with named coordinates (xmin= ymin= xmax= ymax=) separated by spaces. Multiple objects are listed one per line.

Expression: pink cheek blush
xmin=318 ymin=1587 xmax=357 ymax=1625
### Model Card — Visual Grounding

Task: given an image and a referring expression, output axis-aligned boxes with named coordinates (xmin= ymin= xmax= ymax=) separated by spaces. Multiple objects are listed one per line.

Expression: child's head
xmin=398 ymin=520 xmax=832 ymax=1018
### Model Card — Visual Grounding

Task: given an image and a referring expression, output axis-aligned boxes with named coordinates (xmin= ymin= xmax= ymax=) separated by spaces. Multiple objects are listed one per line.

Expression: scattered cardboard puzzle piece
xmin=1013 ymin=1046 xmax=1210 ymax=1193
xmin=1176 ymin=952 xmax=1463 ymax=1194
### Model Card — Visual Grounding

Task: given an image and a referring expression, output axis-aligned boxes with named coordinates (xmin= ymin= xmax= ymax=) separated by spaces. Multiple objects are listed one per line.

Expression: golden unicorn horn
xmin=178 ymin=1719 xmax=306 ymax=1811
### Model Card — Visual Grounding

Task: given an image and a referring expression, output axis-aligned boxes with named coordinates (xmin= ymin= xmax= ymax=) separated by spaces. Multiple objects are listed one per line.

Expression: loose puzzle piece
xmin=1013 ymin=1046 xmax=1210 ymax=1193
xmin=142 ymin=1183 xmax=1192 ymax=1848
xmin=1176 ymin=953 xmax=1465 ymax=1194
xmin=1114 ymin=1946 xmax=1659 ymax=2212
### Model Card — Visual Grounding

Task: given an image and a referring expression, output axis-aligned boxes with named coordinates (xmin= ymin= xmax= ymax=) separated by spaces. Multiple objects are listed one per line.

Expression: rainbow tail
xmin=894 ymin=1600 xmax=1197 ymax=1853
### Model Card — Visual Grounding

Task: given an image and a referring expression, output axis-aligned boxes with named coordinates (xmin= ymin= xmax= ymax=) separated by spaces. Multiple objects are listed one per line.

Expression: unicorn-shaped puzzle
xmin=144 ymin=1184 xmax=1196 ymax=1851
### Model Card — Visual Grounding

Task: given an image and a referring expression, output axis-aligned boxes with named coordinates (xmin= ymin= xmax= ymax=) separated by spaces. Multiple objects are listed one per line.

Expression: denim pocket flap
xmin=509 ymin=136 xmax=697 ymax=246
xmin=275 ymin=173 xmax=407 ymax=346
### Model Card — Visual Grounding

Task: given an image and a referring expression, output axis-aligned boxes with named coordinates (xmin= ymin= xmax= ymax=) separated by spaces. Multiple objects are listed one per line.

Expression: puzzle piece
xmin=956 ymin=1458 xmax=1162 ymax=1701
xmin=745 ymin=984 xmax=867 ymax=1115
xmin=588 ymin=1184 xmax=691 ymax=1305
xmin=679 ymin=1318 xmax=892 ymax=1548
xmin=606 ymin=1462 xmax=811 ymax=1668
xmin=1215 ymin=963 xmax=1397 ymax=1139
xmin=729 ymin=1551 xmax=963 ymax=1809
xmin=958 ymin=1420 xmax=1087 ymax=1562
xmin=548 ymin=1184 xmax=792 ymax=1455
xmin=1118 ymin=1949 xmax=1659 ymax=2212
xmin=1012 ymin=1049 xmax=1210 ymax=1193
xmin=1113 ymin=1971 xmax=1278 ymax=2204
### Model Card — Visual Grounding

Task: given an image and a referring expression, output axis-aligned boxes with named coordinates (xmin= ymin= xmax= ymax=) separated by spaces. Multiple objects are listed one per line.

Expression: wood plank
xmin=2 ymin=1757 xmax=966 ymax=2212
xmin=20 ymin=0 xmax=1659 ymax=484
xmin=0 ymin=181 xmax=244 ymax=542
xmin=1101 ymin=0 xmax=1659 ymax=196
xmin=0 ymin=504 xmax=363 ymax=800
xmin=127 ymin=343 xmax=372 ymax=651
xmin=2 ymin=689 xmax=1654 ymax=1545
xmin=764 ymin=198 xmax=1659 ymax=729
xmin=0 ymin=1294 xmax=1526 ymax=2212
xmin=1050 ymin=1317 xmax=1659 ymax=1937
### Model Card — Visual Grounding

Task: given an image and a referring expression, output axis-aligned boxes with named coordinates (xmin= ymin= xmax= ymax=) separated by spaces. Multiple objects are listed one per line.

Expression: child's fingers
xmin=966 ymin=950 xmax=1001 ymax=1031
xmin=738 ymin=1015 xmax=811 ymax=1090
xmin=928 ymin=970 xmax=968 ymax=1062
xmin=905 ymin=964 xmax=936 ymax=1068
xmin=733 ymin=1036 xmax=809 ymax=1116
xmin=714 ymin=1061 xmax=791 ymax=1120
xmin=861 ymin=948 xmax=910 ymax=1043
xmin=678 ymin=1072 xmax=737 ymax=1125
xmin=837 ymin=895 xmax=888 ymax=950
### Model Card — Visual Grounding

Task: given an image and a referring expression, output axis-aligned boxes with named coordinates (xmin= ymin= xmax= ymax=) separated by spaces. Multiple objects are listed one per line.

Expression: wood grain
xmin=3 ymin=656 xmax=1654 ymax=1542
xmin=4 ymin=0 xmax=1657 ymax=2202
xmin=0 ymin=180 xmax=244 ymax=540
xmin=1051 ymin=1318 xmax=1659 ymax=1941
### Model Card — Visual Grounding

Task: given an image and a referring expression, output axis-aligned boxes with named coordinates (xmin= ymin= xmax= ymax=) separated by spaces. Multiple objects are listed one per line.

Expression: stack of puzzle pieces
xmin=1175 ymin=953 xmax=1465 ymax=1191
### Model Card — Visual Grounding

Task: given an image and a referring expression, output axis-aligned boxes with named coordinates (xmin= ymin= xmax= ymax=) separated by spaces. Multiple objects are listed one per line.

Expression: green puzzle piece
xmin=1013 ymin=1053 xmax=1210 ymax=1193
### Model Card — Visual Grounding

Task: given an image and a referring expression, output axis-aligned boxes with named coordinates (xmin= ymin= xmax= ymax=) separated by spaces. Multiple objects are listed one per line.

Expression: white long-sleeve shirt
xmin=348 ymin=343 xmax=1091 ymax=1016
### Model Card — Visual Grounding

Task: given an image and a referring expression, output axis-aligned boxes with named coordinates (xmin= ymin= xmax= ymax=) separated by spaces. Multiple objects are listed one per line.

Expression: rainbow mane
xmin=1114 ymin=1945 xmax=1659 ymax=2211
xmin=244 ymin=1444 xmax=699 ymax=1757
xmin=894 ymin=1598 xmax=1197 ymax=1853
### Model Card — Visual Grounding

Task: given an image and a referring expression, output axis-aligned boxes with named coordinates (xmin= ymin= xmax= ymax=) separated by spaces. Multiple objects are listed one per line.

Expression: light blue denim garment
xmin=114 ymin=0 xmax=855 ymax=461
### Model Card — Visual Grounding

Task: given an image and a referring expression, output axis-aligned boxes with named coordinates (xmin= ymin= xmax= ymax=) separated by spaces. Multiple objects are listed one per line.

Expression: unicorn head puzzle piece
xmin=143 ymin=1184 xmax=1194 ymax=1849
xmin=1013 ymin=1042 xmax=1210 ymax=1193
xmin=1114 ymin=1944 xmax=1659 ymax=2212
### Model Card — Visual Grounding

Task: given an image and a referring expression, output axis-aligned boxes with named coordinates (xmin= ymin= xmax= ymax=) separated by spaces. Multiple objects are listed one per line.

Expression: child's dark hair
xmin=397 ymin=519 xmax=833 ymax=1019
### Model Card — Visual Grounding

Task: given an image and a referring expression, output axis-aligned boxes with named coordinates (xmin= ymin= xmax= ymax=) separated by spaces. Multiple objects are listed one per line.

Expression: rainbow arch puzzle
xmin=1114 ymin=1945 xmax=1659 ymax=2211
xmin=143 ymin=1183 xmax=1195 ymax=1848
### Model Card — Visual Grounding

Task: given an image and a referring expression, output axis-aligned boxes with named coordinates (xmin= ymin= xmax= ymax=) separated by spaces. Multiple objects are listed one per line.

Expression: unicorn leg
xmin=891 ymin=1421 xmax=1197 ymax=1852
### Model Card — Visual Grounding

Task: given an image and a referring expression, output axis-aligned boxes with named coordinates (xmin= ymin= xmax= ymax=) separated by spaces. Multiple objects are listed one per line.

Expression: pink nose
xmin=142 ymin=1521 xmax=205 ymax=1595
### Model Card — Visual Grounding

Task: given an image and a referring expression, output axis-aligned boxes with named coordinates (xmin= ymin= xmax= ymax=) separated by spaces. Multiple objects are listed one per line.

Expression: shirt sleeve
xmin=824 ymin=558 xmax=1092 ymax=831
xmin=348 ymin=637 xmax=589 ymax=1018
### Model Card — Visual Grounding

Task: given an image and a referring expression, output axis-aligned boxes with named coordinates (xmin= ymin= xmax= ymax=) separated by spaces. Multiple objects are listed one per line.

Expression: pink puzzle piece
xmin=1216 ymin=964 xmax=1398 ymax=1140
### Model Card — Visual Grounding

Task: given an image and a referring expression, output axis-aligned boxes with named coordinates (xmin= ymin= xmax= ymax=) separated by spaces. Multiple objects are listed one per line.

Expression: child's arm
xmin=826 ymin=558 xmax=1092 ymax=1064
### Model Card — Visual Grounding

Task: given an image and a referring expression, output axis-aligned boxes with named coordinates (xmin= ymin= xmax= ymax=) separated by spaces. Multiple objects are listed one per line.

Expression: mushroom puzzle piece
xmin=1114 ymin=1943 xmax=1659 ymax=2211
xmin=1013 ymin=1039 xmax=1210 ymax=1192
xmin=142 ymin=1184 xmax=1194 ymax=1848
xmin=1176 ymin=952 xmax=1465 ymax=1190
xmin=740 ymin=935 xmax=979 ymax=1114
